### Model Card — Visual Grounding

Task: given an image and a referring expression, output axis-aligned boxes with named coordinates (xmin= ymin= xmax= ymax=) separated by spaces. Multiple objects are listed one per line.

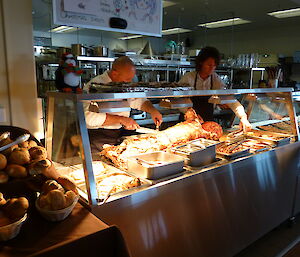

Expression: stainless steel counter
xmin=91 ymin=141 xmax=300 ymax=257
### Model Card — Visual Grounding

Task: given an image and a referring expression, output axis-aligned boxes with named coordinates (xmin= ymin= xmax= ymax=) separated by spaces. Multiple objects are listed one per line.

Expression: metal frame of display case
xmin=46 ymin=88 xmax=299 ymax=205
xmin=46 ymin=88 xmax=300 ymax=257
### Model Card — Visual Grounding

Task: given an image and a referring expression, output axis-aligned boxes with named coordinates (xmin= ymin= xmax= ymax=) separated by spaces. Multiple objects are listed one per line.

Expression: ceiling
xmin=32 ymin=0 xmax=300 ymax=38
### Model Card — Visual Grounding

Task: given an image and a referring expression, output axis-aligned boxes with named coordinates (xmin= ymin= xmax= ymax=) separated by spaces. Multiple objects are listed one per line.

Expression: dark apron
xmin=88 ymin=128 xmax=139 ymax=153
xmin=191 ymin=73 xmax=214 ymax=121
xmin=88 ymin=128 xmax=122 ymax=152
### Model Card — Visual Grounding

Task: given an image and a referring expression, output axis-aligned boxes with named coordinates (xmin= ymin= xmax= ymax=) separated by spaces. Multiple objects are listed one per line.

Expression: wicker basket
xmin=0 ymin=213 xmax=27 ymax=241
xmin=35 ymin=196 xmax=79 ymax=222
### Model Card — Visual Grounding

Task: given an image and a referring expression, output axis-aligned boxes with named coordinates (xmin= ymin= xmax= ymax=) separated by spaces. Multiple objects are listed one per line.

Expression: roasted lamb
xmin=101 ymin=109 xmax=223 ymax=170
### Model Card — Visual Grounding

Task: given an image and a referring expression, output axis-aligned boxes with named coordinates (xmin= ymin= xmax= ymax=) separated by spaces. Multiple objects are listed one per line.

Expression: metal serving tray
xmin=171 ymin=138 xmax=219 ymax=167
xmin=127 ymin=151 xmax=185 ymax=180
xmin=246 ymin=129 xmax=291 ymax=147
xmin=216 ymin=141 xmax=251 ymax=160
xmin=66 ymin=161 xmax=151 ymax=202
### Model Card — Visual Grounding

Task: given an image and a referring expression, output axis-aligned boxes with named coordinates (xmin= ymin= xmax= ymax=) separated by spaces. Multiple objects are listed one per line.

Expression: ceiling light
xmin=268 ymin=8 xmax=300 ymax=18
xmin=163 ymin=1 xmax=177 ymax=8
xmin=162 ymin=28 xmax=192 ymax=35
xmin=118 ymin=35 xmax=143 ymax=40
xmin=50 ymin=26 xmax=79 ymax=33
xmin=198 ymin=18 xmax=250 ymax=28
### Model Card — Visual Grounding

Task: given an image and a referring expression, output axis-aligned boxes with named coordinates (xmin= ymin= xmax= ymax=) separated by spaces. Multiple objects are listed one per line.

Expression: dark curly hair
xmin=195 ymin=46 xmax=220 ymax=71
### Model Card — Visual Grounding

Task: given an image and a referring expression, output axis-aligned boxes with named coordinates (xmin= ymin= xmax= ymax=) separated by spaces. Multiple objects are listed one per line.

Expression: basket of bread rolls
xmin=35 ymin=176 xmax=79 ymax=222
xmin=0 ymin=131 xmax=60 ymax=188
xmin=0 ymin=192 xmax=29 ymax=241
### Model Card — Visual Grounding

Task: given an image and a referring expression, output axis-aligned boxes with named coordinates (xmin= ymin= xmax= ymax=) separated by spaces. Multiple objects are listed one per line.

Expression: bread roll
xmin=65 ymin=190 xmax=77 ymax=207
xmin=0 ymin=138 xmax=15 ymax=156
xmin=28 ymin=159 xmax=51 ymax=176
xmin=46 ymin=190 xmax=66 ymax=210
xmin=38 ymin=194 xmax=51 ymax=210
xmin=0 ymin=171 xmax=8 ymax=183
xmin=57 ymin=176 xmax=78 ymax=194
xmin=8 ymin=148 xmax=31 ymax=165
xmin=18 ymin=141 xmax=29 ymax=148
xmin=0 ymin=154 xmax=7 ymax=170
xmin=0 ymin=192 xmax=6 ymax=207
xmin=3 ymin=197 xmax=29 ymax=220
xmin=28 ymin=140 xmax=38 ymax=148
xmin=6 ymin=164 xmax=28 ymax=178
xmin=42 ymin=180 xmax=64 ymax=194
xmin=29 ymin=146 xmax=47 ymax=160
xmin=0 ymin=211 xmax=11 ymax=227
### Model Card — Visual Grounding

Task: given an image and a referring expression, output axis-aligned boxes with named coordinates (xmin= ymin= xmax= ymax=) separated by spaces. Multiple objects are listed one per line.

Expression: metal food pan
xmin=217 ymin=148 xmax=250 ymax=160
xmin=246 ymin=130 xmax=291 ymax=146
xmin=171 ymin=139 xmax=218 ymax=167
xmin=127 ymin=151 xmax=185 ymax=180
xmin=216 ymin=141 xmax=250 ymax=160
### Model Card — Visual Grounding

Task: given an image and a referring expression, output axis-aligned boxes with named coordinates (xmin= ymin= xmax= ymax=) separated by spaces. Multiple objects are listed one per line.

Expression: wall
xmin=127 ymin=36 xmax=167 ymax=55
xmin=1 ymin=0 xmax=42 ymax=138
xmin=0 ymin=0 xmax=10 ymax=125
xmin=33 ymin=30 xmax=127 ymax=53
xmin=186 ymin=22 xmax=300 ymax=57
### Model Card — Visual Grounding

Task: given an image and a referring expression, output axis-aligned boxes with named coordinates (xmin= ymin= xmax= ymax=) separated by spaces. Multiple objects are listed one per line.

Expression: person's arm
xmin=103 ymin=114 xmax=140 ymax=130
xmin=129 ymin=98 xmax=163 ymax=127
xmin=84 ymin=102 xmax=139 ymax=130
xmin=227 ymin=102 xmax=252 ymax=131
xmin=213 ymin=74 xmax=252 ymax=131
xmin=259 ymin=104 xmax=283 ymax=120
xmin=140 ymin=101 xmax=163 ymax=126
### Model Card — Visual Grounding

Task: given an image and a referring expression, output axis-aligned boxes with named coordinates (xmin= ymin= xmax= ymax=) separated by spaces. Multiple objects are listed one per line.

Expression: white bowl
xmin=0 ymin=213 xmax=27 ymax=241
xmin=35 ymin=196 xmax=79 ymax=222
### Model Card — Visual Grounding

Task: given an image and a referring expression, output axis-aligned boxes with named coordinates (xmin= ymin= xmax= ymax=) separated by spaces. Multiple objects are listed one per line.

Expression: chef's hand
xmin=239 ymin=116 xmax=252 ymax=132
xmin=271 ymin=113 xmax=283 ymax=120
xmin=120 ymin=117 xmax=140 ymax=130
xmin=150 ymin=109 xmax=163 ymax=127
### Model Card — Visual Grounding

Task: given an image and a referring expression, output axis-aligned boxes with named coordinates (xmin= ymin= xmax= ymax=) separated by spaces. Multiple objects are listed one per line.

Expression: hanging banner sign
xmin=53 ymin=0 xmax=162 ymax=37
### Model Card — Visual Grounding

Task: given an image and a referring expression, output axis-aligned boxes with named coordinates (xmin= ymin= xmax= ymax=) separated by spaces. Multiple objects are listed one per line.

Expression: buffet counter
xmin=46 ymin=88 xmax=300 ymax=257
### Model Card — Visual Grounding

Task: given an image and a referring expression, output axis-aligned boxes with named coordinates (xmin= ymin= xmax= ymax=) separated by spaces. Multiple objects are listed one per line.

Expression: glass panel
xmin=49 ymin=96 xmax=95 ymax=202
xmin=232 ymin=92 xmax=296 ymax=135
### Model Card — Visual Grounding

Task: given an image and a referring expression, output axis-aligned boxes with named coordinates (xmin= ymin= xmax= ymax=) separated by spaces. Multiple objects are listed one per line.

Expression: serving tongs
xmin=135 ymin=157 xmax=155 ymax=167
xmin=0 ymin=134 xmax=30 ymax=152
xmin=0 ymin=132 xmax=10 ymax=142
xmin=227 ymin=129 xmax=244 ymax=139
xmin=228 ymin=139 xmax=248 ymax=152
xmin=101 ymin=186 xmax=116 ymax=205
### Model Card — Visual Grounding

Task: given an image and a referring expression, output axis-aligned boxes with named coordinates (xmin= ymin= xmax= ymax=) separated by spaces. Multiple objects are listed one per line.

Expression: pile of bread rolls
xmin=37 ymin=176 xmax=78 ymax=211
xmin=0 ymin=133 xmax=56 ymax=182
xmin=0 ymin=192 xmax=29 ymax=226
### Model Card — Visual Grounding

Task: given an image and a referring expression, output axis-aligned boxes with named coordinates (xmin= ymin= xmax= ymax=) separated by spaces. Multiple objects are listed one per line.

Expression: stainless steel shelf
xmin=48 ymin=88 xmax=294 ymax=102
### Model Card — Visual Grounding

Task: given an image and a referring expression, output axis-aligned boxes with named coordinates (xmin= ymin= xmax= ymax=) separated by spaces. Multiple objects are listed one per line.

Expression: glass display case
xmin=46 ymin=88 xmax=299 ymax=206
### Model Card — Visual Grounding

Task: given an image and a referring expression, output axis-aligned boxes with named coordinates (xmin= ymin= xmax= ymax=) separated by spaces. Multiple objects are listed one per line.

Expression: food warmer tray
xmin=65 ymin=161 xmax=151 ymax=202
xmin=216 ymin=147 xmax=250 ymax=160
xmin=127 ymin=151 xmax=185 ymax=180
xmin=184 ymin=157 xmax=227 ymax=172
xmin=246 ymin=129 xmax=292 ymax=146
xmin=170 ymin=138 xmax=219 ymax=167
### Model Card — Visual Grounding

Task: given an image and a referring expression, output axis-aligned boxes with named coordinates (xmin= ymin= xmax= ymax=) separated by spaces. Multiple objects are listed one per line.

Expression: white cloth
xmin=179 ymin=71 xmax=247 ymax=119
xmin=84 ymin=71 xmax=147 ymax=129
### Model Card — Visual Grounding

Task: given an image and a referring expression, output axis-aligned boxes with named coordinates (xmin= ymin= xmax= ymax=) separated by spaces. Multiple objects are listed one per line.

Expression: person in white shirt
xmin=84 ymin=56 xmax=163 ymax=151
xmin=179 ymin=46 xmax=252 ymax=132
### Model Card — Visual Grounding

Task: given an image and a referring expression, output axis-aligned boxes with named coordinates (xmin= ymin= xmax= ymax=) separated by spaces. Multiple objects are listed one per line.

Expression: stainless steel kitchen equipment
xmin=45 ymin=88 xmax=300 ymax=257
xmin=171 ymin=138 xmax=218 ymax=167
xmin=127 ymin=151 xmax=185 ymax=180
xmin=72 ymin=44 xmax=87 ymax=56
xmin=94 ymin=46 xmax=109 ymax=57
xmin=245 ymin=129 xmax=292 ymax=146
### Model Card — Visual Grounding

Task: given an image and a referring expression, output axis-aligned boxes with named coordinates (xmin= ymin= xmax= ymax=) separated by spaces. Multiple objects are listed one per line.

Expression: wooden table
xmin=0 ymin=203 xmax=131 ymax=257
